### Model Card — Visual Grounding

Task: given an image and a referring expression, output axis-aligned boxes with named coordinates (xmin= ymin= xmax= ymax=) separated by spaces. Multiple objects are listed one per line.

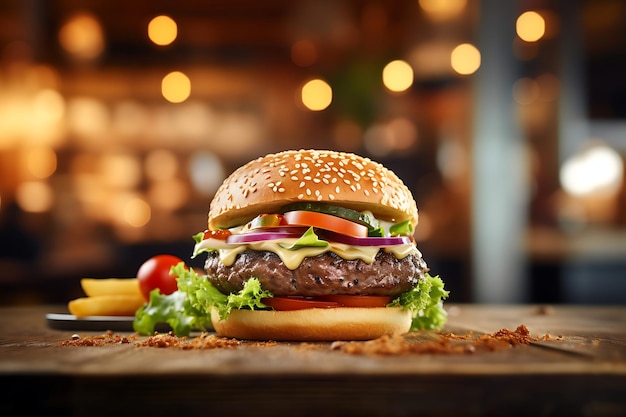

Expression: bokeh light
xmin=58 ymin=13 xmax=105 ymax=60
xmin=382 ymin=60 xmax=414 ymax=92
xmin=363 ymin=118 xmax=418 ymax=157
xmin=188 ymin=151 xmax=226 ymax=196
xmin=145 ymin=149 xmax=179 ymax=181
xmin=32 ymin=89 xmax=65 ymax=124
xmin=516 ymin=11 xmax=545 ymax=43
xmin=66 ymin=97 xmax=110 ymax=145
xmin=560 ymin=143 xmax=623 ymax=197
xmin=161 ymin=71 xmax=191 ymax=103
xmin=148 ymin=15 xmax=178 ymax=46
xmin=122 ymin=197 xmax=151 ymax=228
xmin=418 ymin=0 xmax=467 ymax=21
xmin=450 ymin=43 xmax=481 ymax=75
xmin=148 ymin=179 xmax=188 ymax=211
xmin=100 ymin=153 xmax=142 ymax=189
xmin=301 ymin=79 xmax=332 ymax=111
xmin=15 ymin=181 xmax=54 ymax=213
xmin=25 ymin=147 xmax=57 ymax=179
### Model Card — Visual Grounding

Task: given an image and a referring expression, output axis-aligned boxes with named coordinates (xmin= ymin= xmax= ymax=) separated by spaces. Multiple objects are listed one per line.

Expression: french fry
xmin=68 ymin=294 xmax=145 ymax=317
xmin=80 ymin=278 xmax=142 ymax=297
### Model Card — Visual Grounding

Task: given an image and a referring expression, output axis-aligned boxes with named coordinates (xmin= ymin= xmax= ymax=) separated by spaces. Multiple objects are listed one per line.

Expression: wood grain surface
xmin=1 ymin=304 xmax=625 ymax=416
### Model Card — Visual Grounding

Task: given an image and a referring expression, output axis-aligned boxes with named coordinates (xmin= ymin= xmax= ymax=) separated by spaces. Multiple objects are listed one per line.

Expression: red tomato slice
xmin=262 ymin=297 xmax=340 ymax=311
xmin=317 ymin=295 xmax=393 ymax=308
xmin=283 ymin=211 xmax=368 ymax=238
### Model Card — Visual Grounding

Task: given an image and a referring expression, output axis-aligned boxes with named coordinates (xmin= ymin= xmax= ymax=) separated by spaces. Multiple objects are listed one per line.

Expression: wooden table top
xmin=1 ymin=304 xmax=625 ymax=416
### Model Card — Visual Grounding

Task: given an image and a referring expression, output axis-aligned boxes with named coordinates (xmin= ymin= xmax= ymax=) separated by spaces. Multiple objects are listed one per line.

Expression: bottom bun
xmin=210 ymin=306 xmax=412 ymax=341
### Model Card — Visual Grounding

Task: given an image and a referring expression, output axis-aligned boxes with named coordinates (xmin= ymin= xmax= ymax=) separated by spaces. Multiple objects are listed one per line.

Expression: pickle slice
xmin=279 ymin=202 xmax=380 ymax=234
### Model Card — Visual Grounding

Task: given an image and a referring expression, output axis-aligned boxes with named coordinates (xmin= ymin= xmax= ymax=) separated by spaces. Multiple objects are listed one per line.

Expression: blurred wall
xmin=0 ymin=0 xmax=625 ymax=305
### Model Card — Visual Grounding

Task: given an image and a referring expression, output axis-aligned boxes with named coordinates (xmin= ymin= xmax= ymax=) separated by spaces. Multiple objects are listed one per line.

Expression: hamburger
xmin=134 ymin=149 xmax=448 ymax=341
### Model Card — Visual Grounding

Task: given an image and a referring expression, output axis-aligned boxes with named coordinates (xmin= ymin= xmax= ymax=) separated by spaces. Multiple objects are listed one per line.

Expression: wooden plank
xmin=1 ymin=304 xmax=625 ymax=375
xmin=1 ymin=304 xmax=625 ymax=416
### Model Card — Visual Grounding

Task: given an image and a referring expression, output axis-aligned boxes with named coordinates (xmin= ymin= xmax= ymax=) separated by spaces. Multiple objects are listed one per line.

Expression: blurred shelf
xmin=527 ymin=226 xmax=626 ymax=262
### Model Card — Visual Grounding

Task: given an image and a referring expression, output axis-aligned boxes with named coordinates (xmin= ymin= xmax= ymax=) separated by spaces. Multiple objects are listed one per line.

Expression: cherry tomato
xmin=136 ymin=254 xmax=184 ymax=301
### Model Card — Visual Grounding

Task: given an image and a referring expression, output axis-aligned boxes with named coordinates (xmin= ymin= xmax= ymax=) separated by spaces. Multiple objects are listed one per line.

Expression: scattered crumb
xmin=58 ymin=324 xmax=563 ymax=355
xmin=59 ymin=330 xmax=137 ymax=346
xmin=132 ymin=332 xmax=244 ymax=349
xmin=330 ymin=324 xmax=559 ymax=356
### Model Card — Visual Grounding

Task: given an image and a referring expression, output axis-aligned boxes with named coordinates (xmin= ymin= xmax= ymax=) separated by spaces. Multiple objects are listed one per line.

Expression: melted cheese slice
xmin=195 ymin=237 xmax=420 ymax=270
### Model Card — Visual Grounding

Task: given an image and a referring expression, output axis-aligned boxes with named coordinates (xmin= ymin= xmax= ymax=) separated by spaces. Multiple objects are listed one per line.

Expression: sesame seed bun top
xmin=208 ymin=149 xmax=418 ymax=230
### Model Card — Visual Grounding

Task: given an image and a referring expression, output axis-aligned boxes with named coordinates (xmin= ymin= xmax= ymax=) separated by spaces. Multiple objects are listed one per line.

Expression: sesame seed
xmin=291 ymin=176 xmax=298 ymax=181
xmin=298 ymin=194 xmax=304 ymax=199
xmin=299 ymin=181 xmax=306 ymax=188
xmin=278 ymin=187 xmax=285 ymax=193
xmin=329 ymin=194 xmax=335 ymax=200
xmin=306 ymin=189 xmax=312 ymax=196
xmin=335 ymin=186 xmax=340 ymax=194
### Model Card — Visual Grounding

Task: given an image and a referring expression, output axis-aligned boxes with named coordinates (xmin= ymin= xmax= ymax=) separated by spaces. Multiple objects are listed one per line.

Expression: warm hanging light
xmin=382 ymin=60 xmax=414 ymax=92
xmin=516 ymin=11 xmax=545 ymax=43
xmin=161 ymin=71 xmax=191 ymax=103
xmin=301 ymin=79 xmax=332 ymax=111
xmin=148 ymin=15 xmax=178 ymax=46
xmin=450 ymin=43 xmax=481 ymax=75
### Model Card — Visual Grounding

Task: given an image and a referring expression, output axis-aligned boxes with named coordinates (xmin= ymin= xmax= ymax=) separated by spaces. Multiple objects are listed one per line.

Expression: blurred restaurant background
xmin=0 ymin=0 xmax=625 ymax=306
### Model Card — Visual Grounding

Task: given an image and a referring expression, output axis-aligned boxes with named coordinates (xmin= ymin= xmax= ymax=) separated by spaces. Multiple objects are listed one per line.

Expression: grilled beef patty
xmin=204 ymin=250 xmax=428 ymax=297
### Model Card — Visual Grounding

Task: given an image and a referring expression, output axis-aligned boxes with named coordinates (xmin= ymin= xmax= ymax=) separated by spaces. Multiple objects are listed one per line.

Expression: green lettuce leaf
xmin=133 ymin=263 xmax=449 ymax=337
xmin=388 ymin=273 xmax=449 ymax=331
xmin=133 ymin=263 xmax=272 ymax=336
xmin=132 ymin=289 xmax=210 ymax=336
xmin=279 ymin=227 xmax=328 ymax=250
xmin=191 ymin=231 xmax=213 ymax=259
